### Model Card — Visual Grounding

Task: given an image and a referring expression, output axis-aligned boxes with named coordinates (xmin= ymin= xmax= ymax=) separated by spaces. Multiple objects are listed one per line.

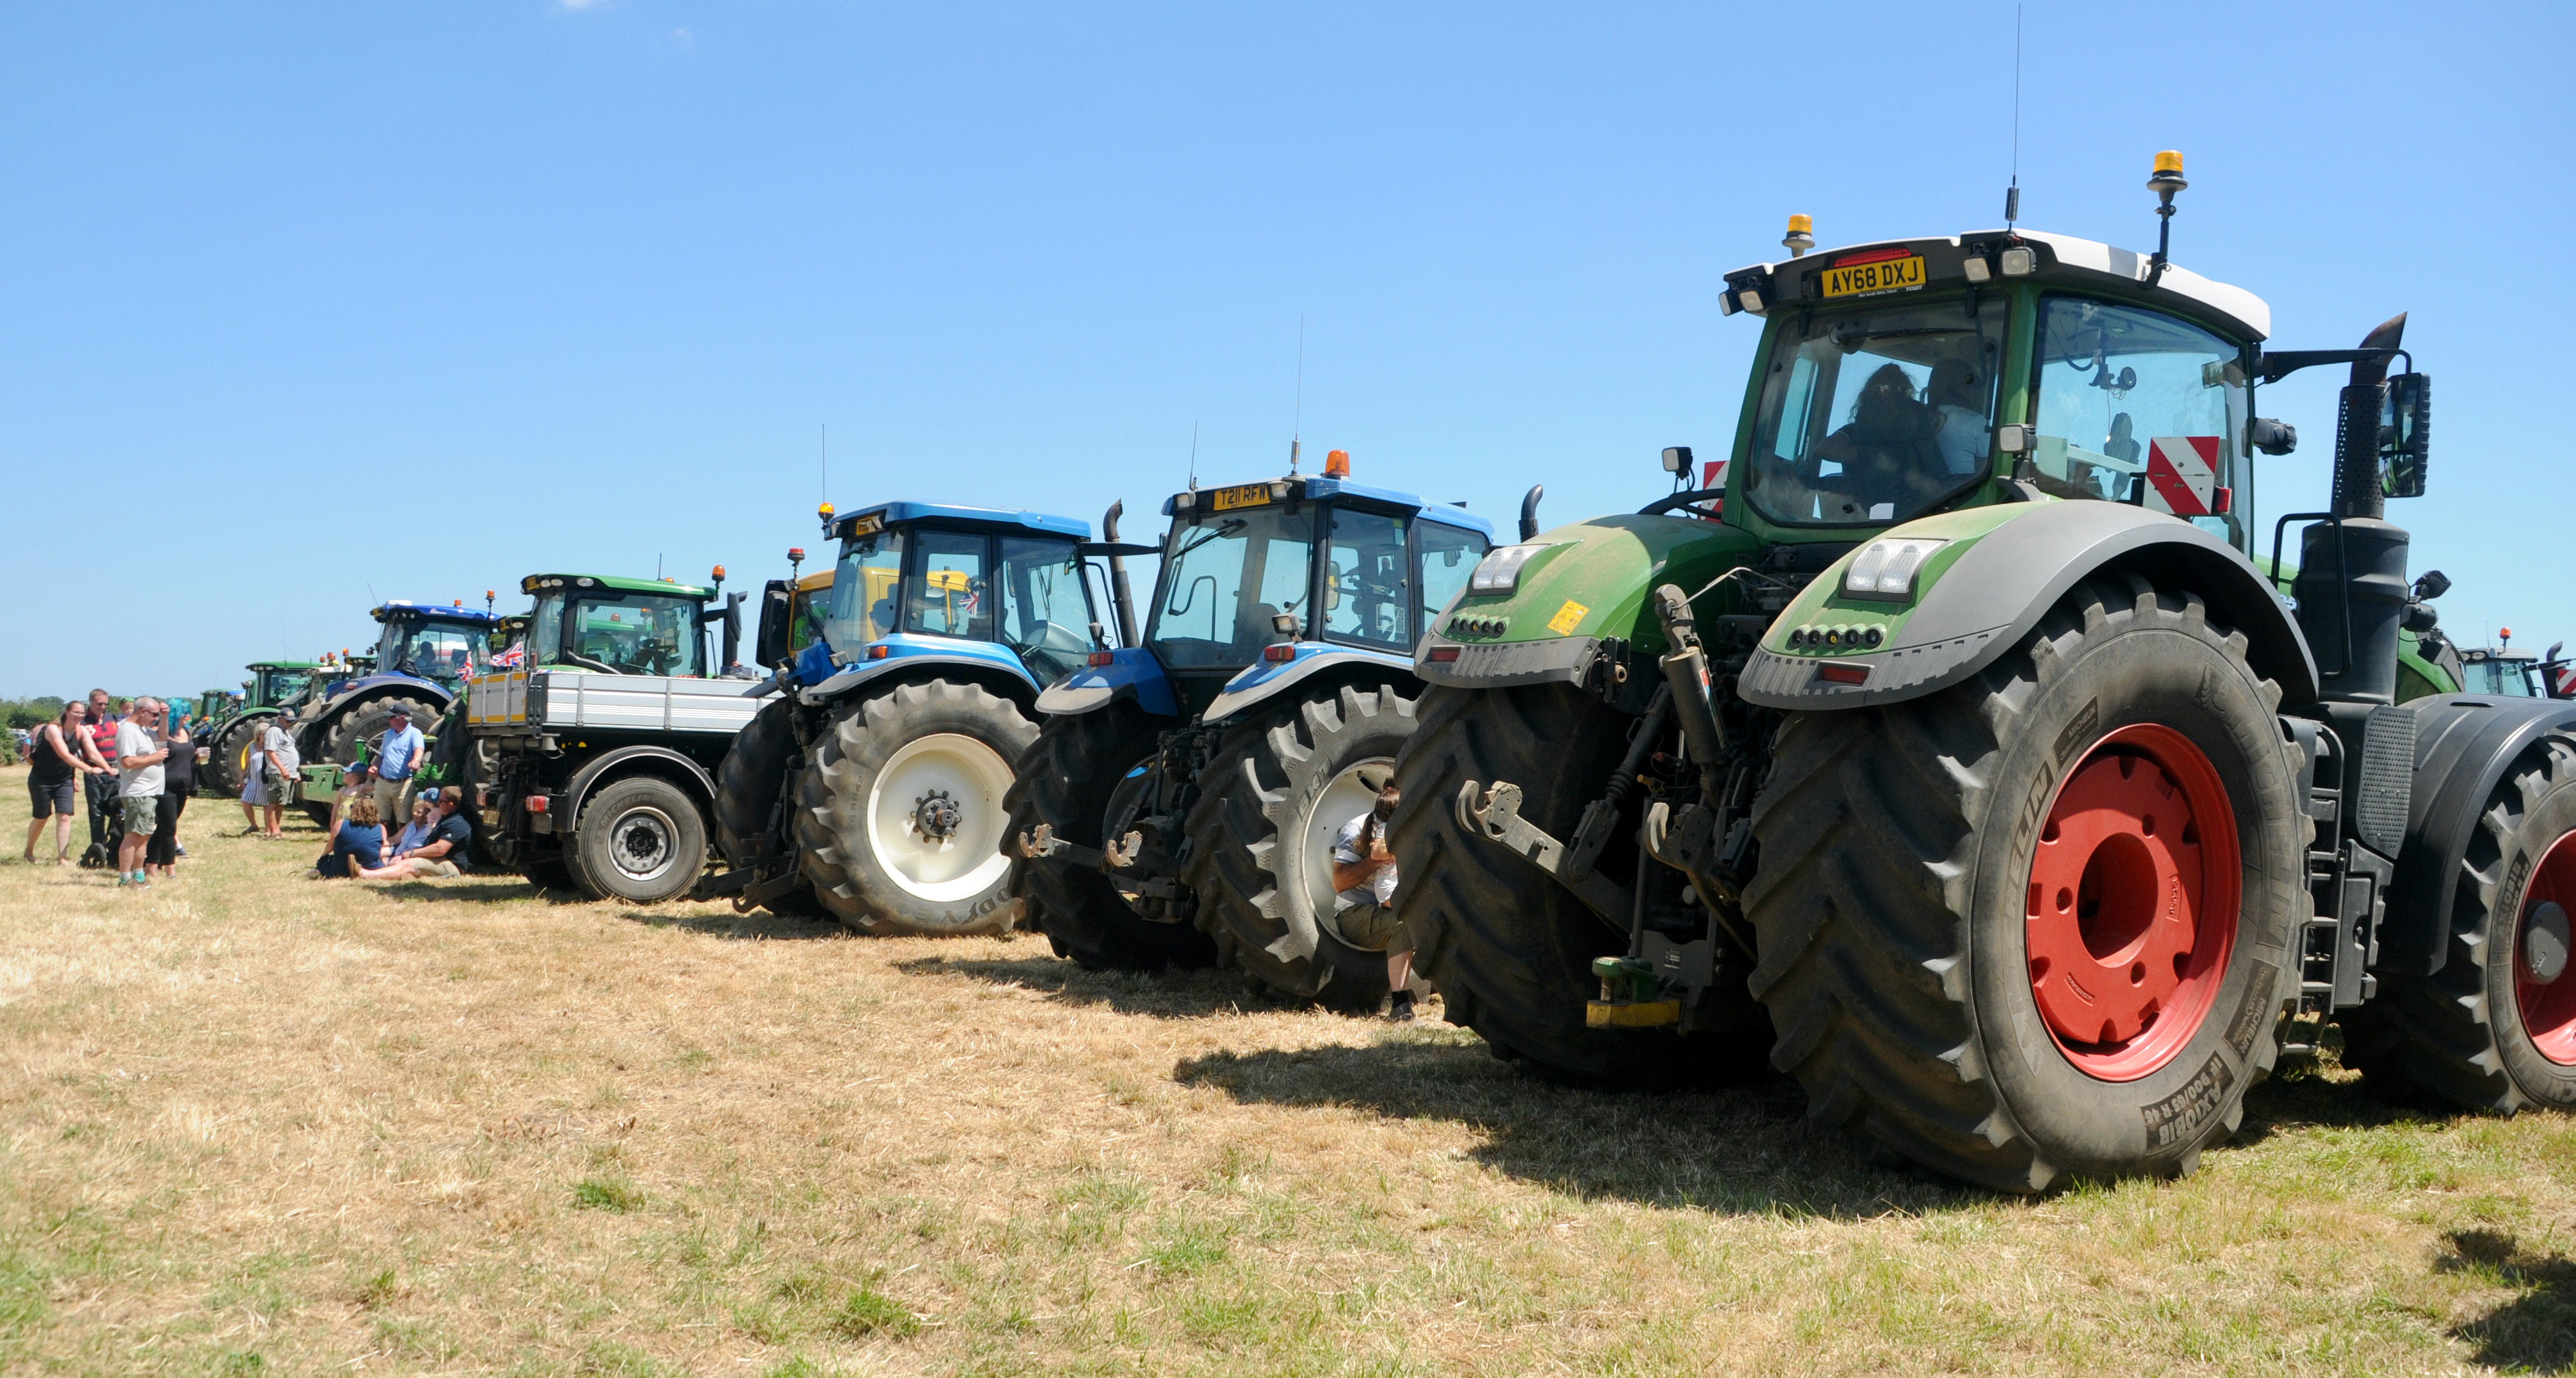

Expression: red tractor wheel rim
xmin=2024 ymin=723 xmax=2242 ymax=1082
xmin=2516 ymin=828 xmax=2576 ymax=1066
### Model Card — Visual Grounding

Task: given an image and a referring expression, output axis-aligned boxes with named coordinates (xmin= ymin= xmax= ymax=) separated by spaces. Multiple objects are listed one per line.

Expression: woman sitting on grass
xmin=316 ymin=797 xmax=386 ymax=879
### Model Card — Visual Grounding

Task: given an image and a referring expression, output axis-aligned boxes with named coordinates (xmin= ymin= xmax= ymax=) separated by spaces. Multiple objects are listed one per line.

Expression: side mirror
xmin=1660 ymin=445 xmax=1693 ymax=474
xmin=2412 ymin=568 xmax=2451 ymax=601
xmin=2382 ymin=373 xmax=2431 ymax=498
xmin=2247 ymin=417 xmax=2298 ymax=456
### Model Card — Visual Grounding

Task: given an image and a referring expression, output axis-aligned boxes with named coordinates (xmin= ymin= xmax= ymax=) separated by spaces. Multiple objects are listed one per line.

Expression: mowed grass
xmin=0 ymin=765 xmax=2570 ymax=1376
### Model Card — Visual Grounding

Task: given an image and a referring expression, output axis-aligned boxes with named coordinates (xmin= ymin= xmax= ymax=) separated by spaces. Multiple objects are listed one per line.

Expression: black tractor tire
xmin=794 ymin=679 xmax=1035 ymax=936
xmin=570 ymin=774 xmax=707 ymax=904
xmin=1745 ymin=573 xmax=2308 ymax=1192
xmin=2343 ymin=740 xmax=2576 ymax=1113
xmin=317 ymin=693 xmax=445 ymax=770
xmin=713 ymin=698 xmax=826 ymax=917
xmin=1390 ymin=681 xmax=1754 ymax=1087
xmin=1005 ymin=703 xmax=1218 ymax=971
xmin=1186 ymin=685 xmax=1417 ymax=1011
xmin=204 ymin=713 xmax=268 ymax=800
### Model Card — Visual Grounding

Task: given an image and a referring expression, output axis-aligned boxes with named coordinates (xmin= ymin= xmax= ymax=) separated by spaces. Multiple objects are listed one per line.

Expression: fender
xmin=2379 ymin=695 xmax=2576 ymax=976
xmin=798 ymin=634 xmax=1040 ymax=706
xmin=1737 ymin=499 xmax=2320 ymax=711
xmin=1034 ymin=645 xmax=1181 ymax=718
xmin=562 ymin=744 xmax=716 ymax=830
xmin=1201 ymin=644 xmax=1418 ymax=723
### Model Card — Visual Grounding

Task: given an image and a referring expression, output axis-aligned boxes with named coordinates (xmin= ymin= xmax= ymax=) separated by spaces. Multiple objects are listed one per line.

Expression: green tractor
xmin=198 ymin=660 xmax=327 ymax=798
xmin=1393 ymin=155 xmax=2575 ymax=1190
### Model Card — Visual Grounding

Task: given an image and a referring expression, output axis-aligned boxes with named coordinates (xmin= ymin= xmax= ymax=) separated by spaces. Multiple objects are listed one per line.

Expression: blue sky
xmin=4 ymin=1 xmax=2570 ymax=695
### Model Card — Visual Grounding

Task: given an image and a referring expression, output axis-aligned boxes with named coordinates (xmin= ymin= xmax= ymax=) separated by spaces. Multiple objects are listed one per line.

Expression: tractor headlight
xmin=1843 ymin=538 xmax=1947 ymax=601
xmin=1468 ymin=543 xmax=1552 ymax=595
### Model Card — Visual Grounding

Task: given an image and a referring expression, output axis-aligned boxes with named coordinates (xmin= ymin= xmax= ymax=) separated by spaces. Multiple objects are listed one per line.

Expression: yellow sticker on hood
xmin=1547 ymin=599 xmax=1589 ymax=636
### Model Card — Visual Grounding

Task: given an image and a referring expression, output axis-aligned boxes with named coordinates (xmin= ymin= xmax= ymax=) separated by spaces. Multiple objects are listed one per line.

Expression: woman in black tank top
xmin=24 ymin=706 xmax=98 ymax=863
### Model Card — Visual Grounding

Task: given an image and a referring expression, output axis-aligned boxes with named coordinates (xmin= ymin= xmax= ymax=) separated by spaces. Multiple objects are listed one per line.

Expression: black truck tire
xmin=1186 ymin=685 xmax=1416 ymax=1011
xmin=1005 ymin=703 xmax=1218 ymax=970
xmin=713 ymin=697 xmax=825 ymax=917
xmin=204 ymin=714 xmax=268 ymax=799
xmin=1745 ymin=574 xmax=2308 ymax=1192
xmin=1390 ymin=681 xmax=1741 ymax=1088
xmin=2343 ymin=741 xmax=2576 ymax=1113
xmin=794 ymin=679 xmax=1034 ymax=936
xmin=571 ymin=774 xmax=707 ymax=904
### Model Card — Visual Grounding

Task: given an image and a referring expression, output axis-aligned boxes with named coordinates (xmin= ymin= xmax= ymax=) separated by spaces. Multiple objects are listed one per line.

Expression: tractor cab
xmin=2456 ymin=634 xmax=2571 ymax=700
xmin=243 ymin=661 xmax=321 ymax=711
xmin=513 ymin=573 xmax=739 ymax=678
xmin=360 ymin=601 xmax=508 ymax=690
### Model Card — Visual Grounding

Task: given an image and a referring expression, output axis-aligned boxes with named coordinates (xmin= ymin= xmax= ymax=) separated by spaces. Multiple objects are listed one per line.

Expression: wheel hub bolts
xmin=2527 ymin=900 xmax=2570 ymax=984
xmin=914 ymin=790 xmax=963 ymax=840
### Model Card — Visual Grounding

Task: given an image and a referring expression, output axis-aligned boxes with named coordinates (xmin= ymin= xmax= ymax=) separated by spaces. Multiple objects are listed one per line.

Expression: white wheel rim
xmin=606 ymin=805 xmax=679 ymax=883
xmin=1301 ymin=757 xmax=1395 ymax=922
xmin=865 ymin=732 xmax=1015 ymax=901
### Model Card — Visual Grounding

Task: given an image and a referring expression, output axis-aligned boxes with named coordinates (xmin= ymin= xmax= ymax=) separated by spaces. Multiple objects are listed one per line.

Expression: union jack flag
xmin=492 ymin=641 xmax=527 ymax=669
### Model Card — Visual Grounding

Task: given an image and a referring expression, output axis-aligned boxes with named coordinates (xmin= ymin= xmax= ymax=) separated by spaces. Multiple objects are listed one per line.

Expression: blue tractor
xmin=289 ymin=599 xmax=505 ymax=810
xmin=708 ymin=500 xmax=1105 ymax=935
xmin=1006 ymin=456 xmax=1498 ymax=1008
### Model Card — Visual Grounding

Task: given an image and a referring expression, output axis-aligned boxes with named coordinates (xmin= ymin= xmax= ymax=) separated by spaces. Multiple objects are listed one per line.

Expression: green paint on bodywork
xmin=1440 ymin=515 xmax=1761 ymax=657
xmin=520 ymin=573 xmax=718 ymax=601
xmin=1759 ymin=502 xmax=2045 ymax=656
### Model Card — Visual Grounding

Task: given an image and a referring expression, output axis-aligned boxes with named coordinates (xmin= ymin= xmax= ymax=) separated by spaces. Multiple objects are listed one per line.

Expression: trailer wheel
xmin=572 ymin=774 xmax=707 ymax=904
xmin=713 ymin=698 xmax=825 ymax=917
xmin=1389 ymin=681 xmax=1748 ymax=1087
xmin=795 ymin=679 xmax=1034 ymax=936
xmin=2344 ymin=741 xmax=2576 ymax=1112
xmin=1187 ymin=685 xmax=1416 ymax=1010
xmin=1005 ymin=703 xmax=1218 ymax=970
xmin=1746 ymin=574 xmax=2306 ymax=1192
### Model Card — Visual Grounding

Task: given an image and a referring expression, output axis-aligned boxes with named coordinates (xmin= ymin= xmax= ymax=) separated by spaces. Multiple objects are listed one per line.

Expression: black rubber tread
xmin=1185 ymin=684 xmax=1417 ymax=1012
xmin=1004 ymin=703 xmax=1218 ymax=971
xmin=2343 ymin=741 xmax=2576 ymax=1113
xmin=793 ymin=679 xmax=1036 ymax=936
xmin=317 ymin=693 xmax=445 ymax=770
xmin=573 ymin=773 xmax=707 ymax=904
xmin=1389 ymin=680 xmax=1744 ymax=1088
xmin=202 ymin=713 xmax=269 ymax=799
xmin=1744 ymin=574 xmax=2306 ymax=1192
xmin=712 ymin=697 xmax=826 ymax=917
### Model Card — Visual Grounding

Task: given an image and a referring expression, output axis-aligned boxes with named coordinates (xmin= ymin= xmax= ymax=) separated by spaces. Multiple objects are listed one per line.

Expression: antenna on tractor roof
xmin=1188 ymin=420 xmax=1200 ymax=490
xmin=1288 ymin=316 xmax=1306 ymax=475
xmin=2004 ymin=4 xmax=2023 ymax=228
xmin=821 ymin=423 xmax=828 ymax=506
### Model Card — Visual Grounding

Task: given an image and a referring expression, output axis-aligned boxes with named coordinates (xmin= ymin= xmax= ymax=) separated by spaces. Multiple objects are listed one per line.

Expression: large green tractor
xmin=198 ymin=660 xmax=326 ymax=798
xmin=1393 ymin=155 xmax=2575 ymax=1191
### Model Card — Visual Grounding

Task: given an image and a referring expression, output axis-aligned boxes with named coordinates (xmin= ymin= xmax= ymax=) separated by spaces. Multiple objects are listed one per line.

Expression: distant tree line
xmin=2 ymin=697 xmax=71 ymax=765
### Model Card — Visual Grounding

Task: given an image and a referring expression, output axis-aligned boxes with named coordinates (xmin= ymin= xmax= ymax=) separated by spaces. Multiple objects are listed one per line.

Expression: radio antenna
xmin=1288 ymin=316 xmax=1305 ymax=475
xmin=2005 ymin=4 xmax=2023 ymax=228
xmin=821 ymin=423 xmax=828 ymax=505
xmin=1188 ymin=420 xmax=1200 ymax=490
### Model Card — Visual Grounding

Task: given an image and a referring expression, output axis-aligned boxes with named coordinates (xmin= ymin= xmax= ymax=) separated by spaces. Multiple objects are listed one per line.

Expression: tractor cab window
xmin=1415 ymin=522 xmax=1488 ymax=640
xmin=2032 ymin=298 xmax=2248 ymax=545
xmin=1745 ymin=297 xmax=2005 ymax=527
xmin=260 ymin=669 xmax=310 ymax=706
xmin=2461 ymin=653 xmax=2538 ymax=698
xmin=1321 ymin=507 xmax=1410 ymax=651
xmin=375 ymin=620 xmax=487 ymax=685
xmin=1148 ymin=504 xmax=1318 ymax=669
xmin=994 ymin=536 xmax=1092 ymax=685
xmin=905 ymin=529 xmax=991 ymax=641
xmin=529 ymin=591 xmax=707 ymax=677
xmin=823 ymin=527 xmax=905 ymax=649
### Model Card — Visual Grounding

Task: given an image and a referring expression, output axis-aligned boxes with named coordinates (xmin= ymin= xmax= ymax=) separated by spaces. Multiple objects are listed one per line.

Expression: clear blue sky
xmin=5 ymin=1 xmax=2570 ymax=696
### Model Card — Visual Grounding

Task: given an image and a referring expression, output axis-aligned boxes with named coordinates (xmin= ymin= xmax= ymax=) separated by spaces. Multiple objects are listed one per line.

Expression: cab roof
xmin=1159 ymin=475 xmax=1498 ymax=538
xmin=247 ymin=660 xmax=323 ymax=671
xmin=517 ymin=574 xmax=718 ymax=601
xmin=827 ymin=500 xmax=1090 ymax=543
xmin=1723 ymin=228 xmax=2270 ymax=344
xmin=371 ymin=601 xmax=506 ymax=624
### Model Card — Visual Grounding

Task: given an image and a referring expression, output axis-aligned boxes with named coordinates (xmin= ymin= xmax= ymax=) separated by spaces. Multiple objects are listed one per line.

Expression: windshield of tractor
xmin=529 ymin=591 xmax=706 ymax=677
xmin=823 ymin=527 xmax=905 ymax=649
xmin=1746 ymin=298 xmax=2005 ymax=527
xmin=373 ymin=618 xmax=488 ymax=684
xmin=904 ymin=528 xmax=994 ymax=641
xmin=1148 ymin=504 xmax=1318 ymax=669
xmin=1320 ymin=507 xmax=1411 ymax=651
xmin=2461 ymin=655 xmax=2539 ymax=698
xmin=1416 ymin=522 xmax=1485 ymax=640
xmin=2032 ymin=298 xmax=2249 ymax=545
xmin=994 ymin=536 xmax=1092 ymax=683
xmin=256 ymin=668 xmax=312 ymax=707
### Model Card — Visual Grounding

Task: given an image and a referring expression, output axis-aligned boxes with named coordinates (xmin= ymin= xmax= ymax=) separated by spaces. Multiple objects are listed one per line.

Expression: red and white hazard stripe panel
xmin=2143 ymin=436 xmax=2231 ymax=517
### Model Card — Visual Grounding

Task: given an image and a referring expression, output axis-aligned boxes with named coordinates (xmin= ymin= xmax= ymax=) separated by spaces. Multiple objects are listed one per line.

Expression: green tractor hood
xmin=1417 ymin=513 xmax=1759 ymax=689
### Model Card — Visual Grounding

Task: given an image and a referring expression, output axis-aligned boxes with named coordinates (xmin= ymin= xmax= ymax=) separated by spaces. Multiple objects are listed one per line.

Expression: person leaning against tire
xmin=373 ymin=708 xmax=426 ymax=828
xmin=1330 ymin=783 xmax=1419 ymax=1022
xmin=23 ymin=700 xmax=110 ymax=865
xmin=366 ymin=787 xmax=471 ymax=879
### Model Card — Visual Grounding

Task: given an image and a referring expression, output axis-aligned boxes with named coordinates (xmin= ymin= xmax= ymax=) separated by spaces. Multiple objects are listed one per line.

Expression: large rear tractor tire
xmin=572 ymin=774 xmax=708 ymax=904
xmin=318 ymin=693 xmax=445 ymax=771
xmin=1005 ymin=704 xmax=1218 ymax=970
xmin=1390 ymin=681 xmax=1747 ymax=1087
xmin=713 ymin=698 xmax=826 ymax=917
xmin=1187 ymin=685 xmax=1416 ymax=1011
xmin=795 ymin=680 xmax=1034 ymax=936
xmin=204 ymin=714 xmax=268 ymax=799
xmin=1745 ymin=574 xmax=2308 ymax=1192
xmin=2343 ymin=741 xmax=2576 ymax=1113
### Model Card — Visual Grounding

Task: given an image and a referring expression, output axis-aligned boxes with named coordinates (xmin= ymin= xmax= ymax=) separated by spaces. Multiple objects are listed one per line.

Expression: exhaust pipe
xmin=1103 ymin=499 xmax=1140 ymax=648
xmin=1519 ymin=485 xmax=1545 ymax=542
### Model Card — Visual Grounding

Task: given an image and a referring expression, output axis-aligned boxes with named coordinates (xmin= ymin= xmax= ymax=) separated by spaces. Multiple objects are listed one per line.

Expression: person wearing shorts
xmin=24 ymin=702 xmax=110 ymax=864
xmin=114 ymin=700 xmax=169 ymax=887
xmin=259 ymin=719 xmax=299 ymax=838
xmin=1330 ymin=783 xmax=1417 ymax=1021
xmin=147 ymin=712 xmax=195 ymax=880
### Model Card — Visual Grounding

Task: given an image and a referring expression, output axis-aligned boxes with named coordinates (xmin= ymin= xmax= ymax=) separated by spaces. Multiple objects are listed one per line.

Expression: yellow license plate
xmin=1211 ymin=484 xmax=1272 ymax=512
xmin=1821 ymin=253 xmax=1925 ymax=298
xmin=846 ymin=512 xmax=883 ymax=536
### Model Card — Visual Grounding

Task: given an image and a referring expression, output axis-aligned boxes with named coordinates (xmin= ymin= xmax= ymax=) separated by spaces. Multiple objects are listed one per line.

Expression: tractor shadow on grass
xmin=2439 ymin=1228 xmax=2576 ymax=1373
xmin=614 ymin=905 xmax=847 ymax=942
xmin=896 ymin=954 xmax=1274 ymax=1020
xmin=1172 ymin=1036 xmax=1966 ymax=1218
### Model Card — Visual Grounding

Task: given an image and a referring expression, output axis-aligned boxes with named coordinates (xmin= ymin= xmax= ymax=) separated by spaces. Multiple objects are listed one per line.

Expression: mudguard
xmin=562 ymin=745 xmax=716 ymax=830
xmin=1200 ymin=644 xmax=1417 ymax=723
xmin=1034 ymin=646 xmax=1181 ymax=718
xmin=1414 ymin=514 xmax=1762 ymax=688
xmin=798 ymin=634 xmax=1040 ymax=706
xmin=1737 ymin=499 xmax=2319 ymax=712
xmin=2378 ymin=695 xmax=2576 ymax=977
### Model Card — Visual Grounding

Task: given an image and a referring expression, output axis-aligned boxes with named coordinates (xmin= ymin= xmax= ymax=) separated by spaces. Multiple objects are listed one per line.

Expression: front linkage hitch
xmin=1013 ymin=723 xmax=1221 ymax=923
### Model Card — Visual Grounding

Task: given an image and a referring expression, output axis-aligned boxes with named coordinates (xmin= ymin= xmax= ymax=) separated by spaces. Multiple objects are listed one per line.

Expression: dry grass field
xmin=1 ymin=763 xmax=2572 ymax=1376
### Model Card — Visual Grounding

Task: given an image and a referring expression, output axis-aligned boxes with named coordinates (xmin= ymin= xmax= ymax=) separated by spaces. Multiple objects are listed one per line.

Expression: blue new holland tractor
xmin=288 ymin=599 xmax=505 ymax=815
xmin=707 ymin=500 xmax=1104 ymax=935
xmin=1006 ymin=454 xmax=1496 ymax=1008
